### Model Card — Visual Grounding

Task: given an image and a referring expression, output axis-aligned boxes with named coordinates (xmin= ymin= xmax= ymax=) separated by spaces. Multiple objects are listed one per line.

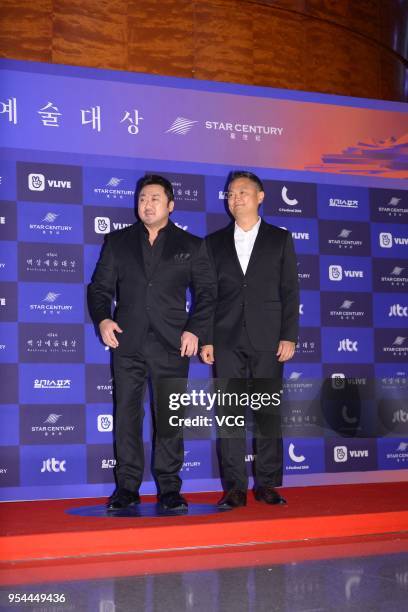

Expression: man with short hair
xmin=88 ymin=174 xmax=215 ymax=510
xmin=201 ymin=171 xmax=299 ymax=508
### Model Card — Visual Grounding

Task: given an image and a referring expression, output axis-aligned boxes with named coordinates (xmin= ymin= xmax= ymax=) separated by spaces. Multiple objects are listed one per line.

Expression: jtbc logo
xmin=40 ymin=458 xmax=66 ymax=473
xmin=388 ymin=304 xmax=408 ymax=317
xmin=337 ymin=338 xmax=358 ymax=352
xmin=392 ymin=409 xmax=408 ymax=423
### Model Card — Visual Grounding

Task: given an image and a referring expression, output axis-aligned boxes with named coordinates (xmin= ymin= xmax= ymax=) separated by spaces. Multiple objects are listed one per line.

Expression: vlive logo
xmin=93 ymin=177 xmax=134 ymax=200
xmin=40 ymin=457 xmax=66 ymax=473
xmin=28 ymin=173 xmax=46 ymax=191
xmin=97 ymin=414 xmax=113 ymax=432
xmin=329 ymin=265 xmax=364 ymax=281
xmin=338 ymin=338 xmax=358 ymax=352
xmin=18 ymin=162 xmax=82 ymax=203
xmin=291 ymin=231 xmax=310 ymax=240
xmin=334 ymin=445 xmax=368 ymax=462
xmin=34 ymin=379 xmax=71 ymax=390
xmin=380 ymin=232 xmax=408 ymax=248
xmin=388 ymin=304 xmax=408 ymax=318
xmin=28 ymin=173 xmax=71 ymax=191
xmin=94 ymin=216 xmax=132 ymax=234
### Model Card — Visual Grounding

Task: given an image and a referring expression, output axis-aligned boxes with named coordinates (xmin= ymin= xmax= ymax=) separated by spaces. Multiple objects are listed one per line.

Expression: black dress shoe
xmin=217 ymin=488 xmax=247 ymax=508
xmin=106 ymin=488 xmax=141 ymax=510
xmin=254 ymin=486 xmax=287 ymax=505
xmin=159 ymin=492 xmax=188 ymax=510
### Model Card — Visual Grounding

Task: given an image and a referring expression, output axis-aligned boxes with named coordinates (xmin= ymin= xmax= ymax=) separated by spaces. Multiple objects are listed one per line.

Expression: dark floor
xmin=1 ymin=546 xmax=408 ymax=611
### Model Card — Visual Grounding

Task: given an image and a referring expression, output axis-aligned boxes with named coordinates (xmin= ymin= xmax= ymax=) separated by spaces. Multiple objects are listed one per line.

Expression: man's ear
xmin=258 ymin=190 xmax=265 ymax=206
xmin=168 ymin=200 xmax=175 ymax=213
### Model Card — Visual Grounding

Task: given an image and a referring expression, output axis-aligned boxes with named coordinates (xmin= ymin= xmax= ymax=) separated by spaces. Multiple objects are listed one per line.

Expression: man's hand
xmin=276 ymin=340 xmax=296 ymax=362
xmin=180 ymin=331 xmax=199 ymax=357
xmin=200 ymin=344 xmax=215 ymax=364
xmin=99 ymin=319 xmax=123 ymax=349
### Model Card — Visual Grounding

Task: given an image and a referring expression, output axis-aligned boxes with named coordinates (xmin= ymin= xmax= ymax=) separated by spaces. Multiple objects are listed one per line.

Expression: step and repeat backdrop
xmin=1 ymin=59 xmax=407 ymax=501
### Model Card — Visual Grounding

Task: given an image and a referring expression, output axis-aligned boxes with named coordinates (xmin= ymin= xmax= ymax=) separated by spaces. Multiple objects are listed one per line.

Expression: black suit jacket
xmin=205 ymin=219 xmax=299 ymax=351
xmin=87 ymin=221 xmax=215 ymax=351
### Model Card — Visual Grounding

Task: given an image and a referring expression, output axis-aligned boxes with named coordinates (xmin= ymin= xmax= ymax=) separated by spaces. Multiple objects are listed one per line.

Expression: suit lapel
xmin=244 ymin=219 xmax=268 ymax=277
xmin=224 ymin=223 xmax=244 ymax=278
xmin=128 ymin=223 xmax=146 ymax=279
xmin=159 ymin=220 xmax=178 ymax=266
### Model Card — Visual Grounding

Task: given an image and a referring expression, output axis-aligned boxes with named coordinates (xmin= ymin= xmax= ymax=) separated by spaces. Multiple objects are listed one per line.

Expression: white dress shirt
xmin=234 ymin=217 xmax=261 ymax=274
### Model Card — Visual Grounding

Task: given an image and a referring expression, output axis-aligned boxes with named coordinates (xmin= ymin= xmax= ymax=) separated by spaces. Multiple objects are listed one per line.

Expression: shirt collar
xmin=141 ymin=220 xmax=171 ymax=235
xmin=234 ymin=217 xmax=261 ymax=236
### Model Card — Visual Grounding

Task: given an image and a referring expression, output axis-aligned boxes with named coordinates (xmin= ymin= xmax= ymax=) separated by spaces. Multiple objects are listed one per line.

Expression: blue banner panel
xmin=317 ymin=184 xmax=369 ymax=221
xmin=19 ymin=363 xmax=85 ymax=404
xmin=319 ymin=256 xmax=372 ymax=292
xmin=0 ymin=446 xmax=20 ymax=487
xmin=18 ymin=282 xmax=84 ymax=323
xmin=284 ymin=438 xmax=325 ymax=474
xmin=19 ymin=323 xmax=84 ymax=363
xmin=19 ymin=404 xmax=86 ymax=445
xmin=325 ymin=438 xmax=377 ymax=472
xmin=17 ymin=162 xmax=83 ymax=204
xmin=0 ymin=201 xmax=17 ymax=240
xmin=0 ymin=405 xmax=19 ymax=446
xmin=85 ymin=404 xmax=113 ymax=444
xmin=321 ymin=327 xmax=374 ymax=364
xmin=372 ymin=258 xmax=408 ymax=293
xmin=20 ymin=445 xmax=87 ymax=486
xmin=0 ymin=161 xmax=17 ymax=200
xmin=320 ymin=292 xmax=373 ymax=327
xmin=18 ymin=242 xmax=83 ymax=283
xmin=263 ymin=180 xmax=317 ymax=218
xmin=17 ymin=201 xmax=83 ymax=244
xmin=377 ymin=438 xmax=408 ymax=470
xmin=0 ymin=241 xmax=17 ymax=281
xmin=369 ymin=188 xmax=408 ymax=224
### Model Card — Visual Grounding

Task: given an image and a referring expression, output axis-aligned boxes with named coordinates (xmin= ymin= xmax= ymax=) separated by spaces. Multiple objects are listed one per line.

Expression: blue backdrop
xmin=0 ymin=59 xmax=407 ymax=501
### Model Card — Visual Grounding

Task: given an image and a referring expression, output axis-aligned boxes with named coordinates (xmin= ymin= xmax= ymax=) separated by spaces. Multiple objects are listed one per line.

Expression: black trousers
xmin=112 ymin=330 xmax=189 ymax=495
xmin=215 ymin=326 xmax=284 ymax=491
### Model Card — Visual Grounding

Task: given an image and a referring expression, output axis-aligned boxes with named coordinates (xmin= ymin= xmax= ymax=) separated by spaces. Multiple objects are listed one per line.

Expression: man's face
xmin=138 ymin=184 xmax=174 ymax=227
xmin=227 ymin=177 xmax=264 ymax=219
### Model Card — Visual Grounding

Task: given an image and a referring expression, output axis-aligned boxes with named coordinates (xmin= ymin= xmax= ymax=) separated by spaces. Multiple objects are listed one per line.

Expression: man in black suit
xmin=201 ymin=171 xmax=299 ymax=508
xmin=88 ymin=175 xmax=215 ymax=510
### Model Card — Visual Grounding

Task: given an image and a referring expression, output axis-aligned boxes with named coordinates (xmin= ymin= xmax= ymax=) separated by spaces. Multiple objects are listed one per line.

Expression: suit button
xmin=148 ymin=282 xmax=153 ymax=287
xmin=243 ymin=283 xmax=247 ymax=288
xmin=146 ymin=306 xmax=150 ymax=311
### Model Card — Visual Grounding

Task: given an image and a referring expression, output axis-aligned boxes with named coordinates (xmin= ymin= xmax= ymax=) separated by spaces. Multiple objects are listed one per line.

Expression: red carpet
xmin=1 ymin=482 xmax=408 ymax=568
